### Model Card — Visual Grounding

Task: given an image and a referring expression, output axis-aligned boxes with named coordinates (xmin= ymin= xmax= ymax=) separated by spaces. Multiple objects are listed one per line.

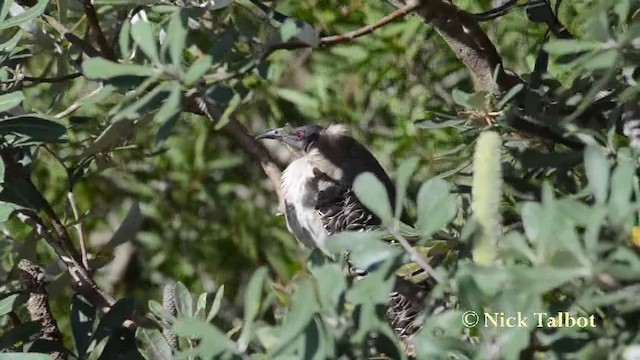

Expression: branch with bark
xmin=18 ymin=259 xmax=65 ymax=360
xmin=388 ymin=0 xmax=521 ymax=93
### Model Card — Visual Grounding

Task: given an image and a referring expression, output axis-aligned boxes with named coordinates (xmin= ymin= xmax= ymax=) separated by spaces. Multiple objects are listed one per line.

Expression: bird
xmin=256 ymin=123 xmax=427 ymax=345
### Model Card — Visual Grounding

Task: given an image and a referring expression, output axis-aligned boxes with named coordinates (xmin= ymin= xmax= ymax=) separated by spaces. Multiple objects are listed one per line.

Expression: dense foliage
xmin=1 ymin=0 xmax=640 ymax=359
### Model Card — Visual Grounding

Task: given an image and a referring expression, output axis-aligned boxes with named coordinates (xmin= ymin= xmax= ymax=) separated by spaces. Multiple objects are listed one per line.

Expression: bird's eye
xmin=295 ymin=130 xmax=305 ymax=140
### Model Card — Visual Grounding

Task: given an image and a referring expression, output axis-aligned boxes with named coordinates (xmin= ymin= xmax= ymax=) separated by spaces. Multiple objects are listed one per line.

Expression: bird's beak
xmin=255 ymin=127 xmax=285 ymax=140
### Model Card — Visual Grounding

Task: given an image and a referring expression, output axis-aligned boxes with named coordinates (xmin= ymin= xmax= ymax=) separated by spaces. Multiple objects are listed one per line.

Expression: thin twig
xmin=56 ymin=85 xmax=104 ymax=119
xmin=43 ymin=15 xmax=103 ymax=58
xmin=68 ymin=191 xmax=90 ymax=271
xmin=0 ymin=73 xmax=82 ymax=86
xmin=388 ymin=227 xmax=443 ymax=283
xmin=80 ymin=0 xmax=115 ymax=60
xmin=319 ymin=0 xmax=422 ymax=46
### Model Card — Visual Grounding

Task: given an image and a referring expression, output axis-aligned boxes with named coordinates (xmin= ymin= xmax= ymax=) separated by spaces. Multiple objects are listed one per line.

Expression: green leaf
xmin=0 ymin=0 xmax=11 ymax=23
xmin=274 ymin=88 xmax=319 ymax=111
xmin=452 ymin=89 xmax=488 ymax=109
xmin=394 ymin=157 xmax=419 ymax=219
xmin=347 ymin=257 xmax=398 ymax=341
xmin=174 ymin=319 xmax=235 ymax=358
xmin=71 ymin=294 xmax=97 ymax=358
xmin=138 ymin=328 xmax=172 ymax=360
xmin=113 ymin=86 xmax=167 ymax=121
xmin=154 ymin=84 xmax=181 ymax=126
xmin=0 ymin=321 xmax=41 ymax=350
xmin=0 ymin=177 xmax=45 ymax=212
xmin=583 ymin=49 xmax=618 ymax=70
xmin=584 ymin=145 xmax=610 ymax=203
xmin=83 ymin=58 xmax=156 ymax=79
xmin=0 ymin=354 xmax=54 ymax=360
xmin=131 ymin=15 xmax=160 ymax=63
xmin=238 ymin=267 xmax=267 ymax=352
xmin=497 ymin=83 xmax=524 ymax=109
xmin=0 ymin=115 xmax=67 ymax=144
xmin=416 ymin=178 xmax=457 ymax=236
xmin=353 ymin=172 xmax=393 ymax=224
xmin=148 ymin=300 xmax=176 ymax=325
xmin=0 ymin=202 xmax=13 ymax=223
xmin=97 ymin=327 xmax=141 ymax=360
xmin=106 ymin=201 xmax=142 ymax=248
xmin=327 ymin=231 xmax=400 ymax=271
xmin=544 ymin=39 xmax=599 ymax=55
xmin=0 ymin=293 xmax=28 ymax=316
xmin=0 ymin=31 xmax=23 ymax=53
xmin=195 ymin=292 xmax=207 ymax=319
xmin=167 ymin=10 xmax=188 ymax=68
xmin=175 ymin=281 xmax=193 ymax=318
xmin=270 ymin=278 xmax=318 ymax=356
xmin=207 ymin=86 xmax=234 ymax=104
xmin=214 ymin=93 xmax=241 ymax=130
xmin=0 ymin=0 xmax=48 ymax=31
xmin=609 ymin=150 xmax=635 ymax=223
xmin=184 ymin=56 xmax=212 ymax=86
xmin=90 ymin=297 xmax=135 ymax=349
xmin=118 ymin=19 xmax=132 ymax=59
xmin=0 ymin=91 xmax=23 ymax=112
xmin=206 ymin=285 xmax=224 ymax=322
xmin=79 ymin=119 xmax=134 ymax=158
xmin=510 ymin=266 xmax=589 ymax=294
xmin=308 ymin=262 xmax=345 ymax=311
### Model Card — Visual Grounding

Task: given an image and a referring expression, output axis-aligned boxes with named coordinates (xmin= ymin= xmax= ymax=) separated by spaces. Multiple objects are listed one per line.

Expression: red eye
xmin=295 ymin=130 xmax=304 ymax=140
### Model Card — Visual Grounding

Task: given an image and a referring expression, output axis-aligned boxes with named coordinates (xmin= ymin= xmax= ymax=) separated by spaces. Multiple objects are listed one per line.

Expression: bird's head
xmin=255 ymin=124 xmax=323 ymax=152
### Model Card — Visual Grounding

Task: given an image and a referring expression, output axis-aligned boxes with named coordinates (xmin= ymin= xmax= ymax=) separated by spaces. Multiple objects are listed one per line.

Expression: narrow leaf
xmin=0 ymin=0 xmax=48 ymax=31
xmin=0 ymin=91 xmax=24 ymax=112
xmin=206 ymin=285 xmax=224 ymax=322
xmin=83 ymin=58 xmax=156 ymax=79
xmin=0 ymin=293 xmax=28 ymax=316
xmin=70 ymin=294 xmax=97 ymax=358
xmin=584 ymin=145 xmax=610 ymax=203
xmin=416 ymin=178 xmax=457 ymax=236
xmin=131 ymin=14 xmax=160 ymax=63
xmin=237 ymin=267 xmax=267 ymax=352
xmin=353 ymin=172 xmax=393 ymax=224
xmin=0 ymin=115 xmax=67 ymax=143
xmin=175 ymin=282 xmax=193 ymax=318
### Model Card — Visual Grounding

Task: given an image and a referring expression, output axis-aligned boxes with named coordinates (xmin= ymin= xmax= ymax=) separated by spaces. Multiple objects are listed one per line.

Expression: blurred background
xmin=4 ymin=0 xmax=593 ymax=339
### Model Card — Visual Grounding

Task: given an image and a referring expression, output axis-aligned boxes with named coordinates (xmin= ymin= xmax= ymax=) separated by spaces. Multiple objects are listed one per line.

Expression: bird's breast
xmin=281 ymin=158 xmax=329 ymax=248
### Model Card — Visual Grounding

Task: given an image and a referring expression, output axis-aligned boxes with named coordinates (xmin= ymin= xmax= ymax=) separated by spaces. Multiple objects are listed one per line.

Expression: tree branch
xmin=79 ymin=0 xmax=115 ymax=60
xmin=388 ymin=227 xmax=443 ymax=283
xmin=67 ymin=191 xmax=90 ymax=271
xmin=388 ymin=0 xmax=521 ymax=93
xmin=18 ymin=259 xmax=66 ymax=360
xmin=319 ymin=0 xmax=422 ymax=46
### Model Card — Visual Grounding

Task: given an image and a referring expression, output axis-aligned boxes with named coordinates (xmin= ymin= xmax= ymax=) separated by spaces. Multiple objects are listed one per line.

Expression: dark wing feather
xmin=317 ymin=185 xmax=380 ymax=234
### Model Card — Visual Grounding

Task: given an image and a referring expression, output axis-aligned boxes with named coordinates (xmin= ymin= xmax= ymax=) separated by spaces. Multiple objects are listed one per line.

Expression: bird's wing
xmin=314 ymin=175 xmax=381 ymax=234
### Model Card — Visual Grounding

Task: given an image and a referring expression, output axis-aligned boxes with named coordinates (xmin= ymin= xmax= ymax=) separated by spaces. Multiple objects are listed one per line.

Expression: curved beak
xmin=255 ymin=127 xmax=286 ymax=140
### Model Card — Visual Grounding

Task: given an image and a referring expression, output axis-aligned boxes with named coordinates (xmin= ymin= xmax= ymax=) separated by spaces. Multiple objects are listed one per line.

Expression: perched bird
xmin=256 ymin=123 xmax=426 ymax=343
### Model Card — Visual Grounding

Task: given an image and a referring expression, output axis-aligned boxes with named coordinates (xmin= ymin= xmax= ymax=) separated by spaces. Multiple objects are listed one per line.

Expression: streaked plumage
xmin=257 ymin=123 xmax=425 ymax=344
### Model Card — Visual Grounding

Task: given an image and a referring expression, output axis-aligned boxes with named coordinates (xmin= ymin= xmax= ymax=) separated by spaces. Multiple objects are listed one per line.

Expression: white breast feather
xmin=281 ymin=158 xmax=329 ymax=248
